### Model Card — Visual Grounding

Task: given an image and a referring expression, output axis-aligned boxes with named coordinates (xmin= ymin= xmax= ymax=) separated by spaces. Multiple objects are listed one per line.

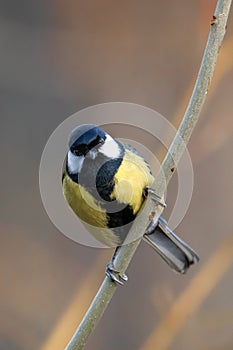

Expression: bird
xmin=62 ymin=124 xmax=199 ymax=284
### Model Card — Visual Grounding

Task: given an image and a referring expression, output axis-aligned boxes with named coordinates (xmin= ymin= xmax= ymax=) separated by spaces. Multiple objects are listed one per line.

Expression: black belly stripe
xmin=95 ymin=157 xmax=123 ymax=201
xmin=106 ymin=204 xmax=136 ymax=244
xmin=107 ymin=204 xmax=136 ymax=228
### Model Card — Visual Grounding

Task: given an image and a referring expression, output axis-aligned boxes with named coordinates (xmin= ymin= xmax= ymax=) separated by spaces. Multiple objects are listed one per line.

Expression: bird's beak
xmin=87 ymin=149 xmax=98 ymax=159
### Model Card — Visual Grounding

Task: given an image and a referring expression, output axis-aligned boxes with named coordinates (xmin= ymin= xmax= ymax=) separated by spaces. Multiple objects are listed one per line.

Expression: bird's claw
xmin=105 ymin=262 xmax=128 ymax=286
xmin=144 ymin=187 xmax=167 ymax=208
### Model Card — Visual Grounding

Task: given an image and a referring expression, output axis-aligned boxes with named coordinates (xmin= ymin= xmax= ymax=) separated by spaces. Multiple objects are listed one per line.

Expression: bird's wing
xmin=122 ymin=142 xmax=152 ymax=174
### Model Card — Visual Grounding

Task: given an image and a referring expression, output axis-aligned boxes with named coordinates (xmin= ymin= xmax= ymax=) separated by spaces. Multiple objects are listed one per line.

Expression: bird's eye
xmin=72 ymin=148 xmax=83 ymax=156
xmin=72 ymin=143 xmax=89 ymax=156
xmin=99 ymin=137 xmax=104 ymax=144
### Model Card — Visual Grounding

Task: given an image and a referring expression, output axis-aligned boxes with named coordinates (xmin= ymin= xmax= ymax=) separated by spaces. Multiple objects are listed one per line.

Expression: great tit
xmin=62 ymin=124 xmax=199 ymax=284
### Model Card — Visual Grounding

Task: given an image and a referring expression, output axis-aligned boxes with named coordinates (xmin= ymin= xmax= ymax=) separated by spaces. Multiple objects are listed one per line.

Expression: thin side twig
xmin=66 ymin=1 xmax=232 ymax=349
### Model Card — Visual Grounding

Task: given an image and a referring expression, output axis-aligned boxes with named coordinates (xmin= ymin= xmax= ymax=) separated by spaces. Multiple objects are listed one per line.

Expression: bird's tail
xmin=143 ymin=216 xmax=199 ymax=273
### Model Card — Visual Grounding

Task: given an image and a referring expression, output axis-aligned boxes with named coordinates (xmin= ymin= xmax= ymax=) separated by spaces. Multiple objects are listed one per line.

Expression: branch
xmin=65 ymin=1 xmax=232 ymax=349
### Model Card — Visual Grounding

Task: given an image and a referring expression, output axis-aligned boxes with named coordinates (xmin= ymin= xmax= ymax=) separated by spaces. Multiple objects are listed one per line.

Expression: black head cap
xmin=68 ymin=124 xmax=106 ymax=156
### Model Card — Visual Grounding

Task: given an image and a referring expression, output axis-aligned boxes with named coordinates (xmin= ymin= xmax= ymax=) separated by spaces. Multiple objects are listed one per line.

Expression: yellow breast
xmin=110 ymin=149 xmax=154 ymax=214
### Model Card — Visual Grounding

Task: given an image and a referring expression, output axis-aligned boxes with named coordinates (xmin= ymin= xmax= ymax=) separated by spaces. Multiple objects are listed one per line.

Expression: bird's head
xmin=67 ymin=124 xmax=122 ymax=174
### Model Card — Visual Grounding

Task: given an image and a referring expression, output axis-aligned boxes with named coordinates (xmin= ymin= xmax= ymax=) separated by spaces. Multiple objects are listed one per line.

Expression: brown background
xmin=1 ymin=1 xmax=233 ymax=349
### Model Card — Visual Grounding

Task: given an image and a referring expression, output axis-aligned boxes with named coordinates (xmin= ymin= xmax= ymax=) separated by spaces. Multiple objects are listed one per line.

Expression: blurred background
xmin=1 ymin=0 xmax=233 ymax=349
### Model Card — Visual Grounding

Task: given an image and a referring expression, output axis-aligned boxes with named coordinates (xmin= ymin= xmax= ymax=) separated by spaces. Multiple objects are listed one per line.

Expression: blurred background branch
xmin=141 ymin=230 xmax=233 ymax=350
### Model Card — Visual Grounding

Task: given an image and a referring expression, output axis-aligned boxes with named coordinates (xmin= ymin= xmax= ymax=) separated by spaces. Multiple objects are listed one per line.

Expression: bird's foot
xmin=105 ymin=262 xmax=128 ymax=286
xmin=144 ymin=188 xmax=167 ymax=235
xmin=144 ymin=187 xmax=167 ymax=208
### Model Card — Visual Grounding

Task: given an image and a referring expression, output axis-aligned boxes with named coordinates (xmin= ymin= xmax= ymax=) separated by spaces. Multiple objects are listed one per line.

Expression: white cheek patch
xmin=98 ymin=134 xmax=121 ymax=159
xmin=67 ymin=150 xmax=84 ymax=174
